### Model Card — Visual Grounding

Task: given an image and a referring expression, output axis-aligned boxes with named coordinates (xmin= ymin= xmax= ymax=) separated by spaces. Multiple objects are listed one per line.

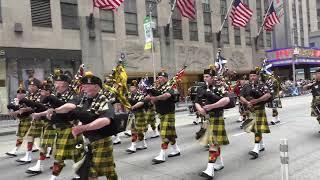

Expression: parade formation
xmin=2 ymin=0 xmax=320 ymax=179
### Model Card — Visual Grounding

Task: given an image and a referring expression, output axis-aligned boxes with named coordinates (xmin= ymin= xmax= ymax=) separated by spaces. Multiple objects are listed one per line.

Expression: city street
xmin=0 ymin=95 xmax=319 ymax=180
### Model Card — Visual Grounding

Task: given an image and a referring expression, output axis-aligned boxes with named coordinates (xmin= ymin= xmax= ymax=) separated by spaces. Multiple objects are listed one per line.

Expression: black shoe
xmin=32 ymin=149 xmax=39 ymax=153
xmin=214 ymin=166 xmax=224 ymax=171
xmin=259 ymin=147 xmax=265 ymax=152
xmin=125 ymin=149 xmax=136 ymax=153
xmin=16 ymin=159 xmax=31 ymax=164
xmin=25 ymin=170 xmax=42 ymax=175
xmin=199 ymin=172 xmax=213 ymax=179
xmin=152 ymin=159 xmax=165 ymax=164
xmin=168 ymin=152 xmax=181 ymax=158
xmin=113 ymin=141 xmax=121 ymax=145
xmin=5 ymin=152 xmax=17 ymax=157
xmin=193 ymin=121 xmax=198 ymax=125
xmin=124 ymin=132 xmax=131 ymax=137
xmin=270 ymin=121 xmax=276 ymax=125
xmin=136 ymin=146 xmax=147 ymax=150
xmin=71 ymin=178 xmax=80 ymax=180
xmin=249 ymin=151 xmax=259 ymax=160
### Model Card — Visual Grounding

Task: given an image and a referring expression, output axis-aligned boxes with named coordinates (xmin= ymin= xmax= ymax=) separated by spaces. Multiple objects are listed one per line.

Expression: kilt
xmin=133 ymin=111 xmax=147 ymax=133
xmin=158 ymin=113 xmax=177 ymax=141
xmin=17 ymin=117 xmax=31 ymax=138
xmin=27 ymin=119 xmax=44 ymax=138
xmin=40 ymin=122 xmax=56 ymax=148
xmin=89 ymin=137 xmax=117 ymax=178
xmin=145 ymin=108 xmax=156 ymax=124
xmin=251 ymin=108 xmax=270 ymax=134
xmin=54 ymin=127 xmax=83 ymax=162
xmin=311 ymin=96 xmax=320 ymax=117
xmin=207 ymin=111 xmax=229 ymax=145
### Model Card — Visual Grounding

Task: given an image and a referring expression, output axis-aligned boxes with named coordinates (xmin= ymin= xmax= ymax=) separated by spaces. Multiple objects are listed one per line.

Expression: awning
xmin=266 ymin=58 xmax=320 ymax=67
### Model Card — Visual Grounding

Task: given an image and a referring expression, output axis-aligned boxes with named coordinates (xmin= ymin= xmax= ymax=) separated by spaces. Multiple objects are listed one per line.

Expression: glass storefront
xmin=2 ymin=47 xmax=81 ymax=102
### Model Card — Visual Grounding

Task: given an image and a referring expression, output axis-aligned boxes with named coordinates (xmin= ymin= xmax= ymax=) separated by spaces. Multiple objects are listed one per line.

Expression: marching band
xmin=3 ymin=53 xmax=306 ymax=180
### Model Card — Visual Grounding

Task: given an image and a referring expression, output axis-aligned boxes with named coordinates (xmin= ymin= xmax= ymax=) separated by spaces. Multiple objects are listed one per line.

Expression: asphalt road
xmin=0 ymin=95 xmax=319 ymax=180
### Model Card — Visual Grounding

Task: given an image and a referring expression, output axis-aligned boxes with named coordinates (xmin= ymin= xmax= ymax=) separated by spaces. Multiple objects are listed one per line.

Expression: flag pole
xmin=219 ymin=0 xmax=235 ymax=32
xmin=168 ymin=0 xmax=178 ymax=25
xmin=256 ymin=2 xmax=273 ymax=37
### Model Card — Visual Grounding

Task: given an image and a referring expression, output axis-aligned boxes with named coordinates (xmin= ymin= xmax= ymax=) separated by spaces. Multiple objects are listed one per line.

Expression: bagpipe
xmin=146 ymin=66 xmax=187 ymax=103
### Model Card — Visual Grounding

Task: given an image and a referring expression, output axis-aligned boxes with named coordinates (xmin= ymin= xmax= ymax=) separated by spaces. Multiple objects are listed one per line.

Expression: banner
xmin=144 ymin=16 xmax=153 ymax=50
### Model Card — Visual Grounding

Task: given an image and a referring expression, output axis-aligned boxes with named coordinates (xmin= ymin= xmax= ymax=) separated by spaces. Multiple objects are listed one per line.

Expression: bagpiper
xmin=26 ymin=80 xmax=56 ymax=174
xmin=265 ymin=73 xmax=282 ymax=125
xmin=145 ymin=70 xmax=181 ymax=164
xmin=303 ymin=68 xmax=320 ymax=133
xmin=240 ymin=69 xmax=272 ymax=159
xmin=5 ymin=83 xmax=31 ymax=157
xmin=15 ymin=78 xmax=43 ymax=164
xmin=70 ymin=72 xmax=118 ymax=179
xmin=126 ymin=80 xmax=148 ymax=153
xmin=195 ymin=66 xmax=231 ymax=179
xmin=44 ymin=71 xmax=83 ymax=180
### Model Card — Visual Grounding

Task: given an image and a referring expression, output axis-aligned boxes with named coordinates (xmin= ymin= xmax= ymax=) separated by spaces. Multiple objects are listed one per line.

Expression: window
xmin=31 ymin=0 xmax=52 ymax=27
xmin=203 ymin=1 xmax=212 ymax=42
xmin=100 ymin=10 xmax=115 ymax=33
xmin=220 ymin=0 xmax=229 ymax=44
xmin=245 ymin=25 xmax=251 ymax=46
xmin=124 ymin=0 xmax=138 ymax=35
xmin=234 ymin=27 xmax=241 ymax=45
xmin=310 ymin=42 xmax=315 ymax=47
xmin=145 ymin=0 xmax=158 ymax=37
xmin=266 ymin=32 xmax=271 ymax=47
xmin=307 ymin=0 xmax=310 ymax=32
xmin=172 ymin=8 xmax=182 ymax=40
xmin=60 ymin=0 xmax=79 ymax=29
xmin=189 ymin=21 xmax=198 ymax=41
xmin=256 ymin=0 xmax=263 ymax=47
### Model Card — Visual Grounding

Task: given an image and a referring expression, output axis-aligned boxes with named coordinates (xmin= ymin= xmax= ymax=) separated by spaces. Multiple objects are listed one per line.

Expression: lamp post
xmin=292 ymin=45 xmax=299 ymax=87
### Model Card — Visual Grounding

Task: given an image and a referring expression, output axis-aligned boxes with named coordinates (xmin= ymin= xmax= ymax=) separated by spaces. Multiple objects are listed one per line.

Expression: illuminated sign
xmin=266 ymin=47 xmax=320 ymax=60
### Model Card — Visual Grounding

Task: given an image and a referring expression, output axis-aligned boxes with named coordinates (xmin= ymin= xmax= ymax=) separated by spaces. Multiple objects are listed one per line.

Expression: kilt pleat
xmin=208 ymin=111 xmax=229 ymax=145
xmin=252 ymin=108 xmax=270 ymax=134
xmin=133 ymin=111 xmax=147 ymax=133
xmin=40 ymin=122 xmax=56 ymax=148
xmin=27 ymin=119 xmax=44 ymax=138
xmin=89 ymin=137 xmax=117 ymax=178
xmin=158 ymin=113 xmax=177 ymax=140
xmin=54 ymin=127 xmax=83 ymax=162
xmin=17 ymin=117 xmax=31 ymax=138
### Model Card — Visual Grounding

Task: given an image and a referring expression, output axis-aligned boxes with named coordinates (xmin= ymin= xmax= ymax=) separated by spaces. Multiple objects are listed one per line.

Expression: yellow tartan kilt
xmin=54 ymin=127 xmax=83 ymax=162
xmin=133 ymin=111 xmax=147 ymax=133
xmin=89 ymin=137 xmax=117 ymax=178
xmin=40 ymin=122 xmax=56 ymax=148
xmin=158 ymin=113 xmax=177 ymax=140
xmin=17 ymin=117 xmax=31 ymax=138
xmin=207 ymin=111 xmax=229 ymax=145
xmin=27 ymin=119 xmax=44 ymax=138
xmin=252 ymin=108 xmax=270 ymax=134
xmin=145 ymin=108 xmax=156 ymax=124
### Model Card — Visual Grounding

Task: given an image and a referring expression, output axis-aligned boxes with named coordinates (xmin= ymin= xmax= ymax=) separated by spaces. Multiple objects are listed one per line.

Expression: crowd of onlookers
xmin=280 ymin=79 xmax=312 ymax=97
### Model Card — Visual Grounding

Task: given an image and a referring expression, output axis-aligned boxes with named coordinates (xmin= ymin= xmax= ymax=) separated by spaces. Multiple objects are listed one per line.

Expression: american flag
xmin=229 ymin=0 xmax=253 ymax=28
xmin=93 ymin=0 xmax=124 ymax=10
xmin=264 ymin=2 xmax=280 ymax=31
xmin=176 ymin=0 xmax=196 ymax=20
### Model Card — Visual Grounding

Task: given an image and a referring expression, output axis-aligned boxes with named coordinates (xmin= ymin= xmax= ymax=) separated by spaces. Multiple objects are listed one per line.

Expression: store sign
xmin=267 ymin=48 xmax=320 ymax=60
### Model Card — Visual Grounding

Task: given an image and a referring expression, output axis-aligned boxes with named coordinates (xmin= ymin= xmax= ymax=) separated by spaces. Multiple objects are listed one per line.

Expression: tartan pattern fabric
xmin=311 ymin=96 xmax=320 ymax=117
xmin=251 ymin=108 xmax=270 ymax=134
xmin=54 ymin=127 xmax=83 ymax=162
xmin=208 ymin=111 xmax=229 ymax=145
xmin=27 ymin=119 xmax=44 ymax=138
xmin=89 ymin=136 xmax=117 ymax=178
xmin=158 ymin=113 xmax=177 ymax=142
xmin=145 ymin=108 xmax=157 ymax=131
xmin=133 ymin=111 xmax=147 ymax=133
xmin=40 ymin=122 xmax=56 ymax=148
xmin=16 ymin=117 xmax=32 ymax=138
